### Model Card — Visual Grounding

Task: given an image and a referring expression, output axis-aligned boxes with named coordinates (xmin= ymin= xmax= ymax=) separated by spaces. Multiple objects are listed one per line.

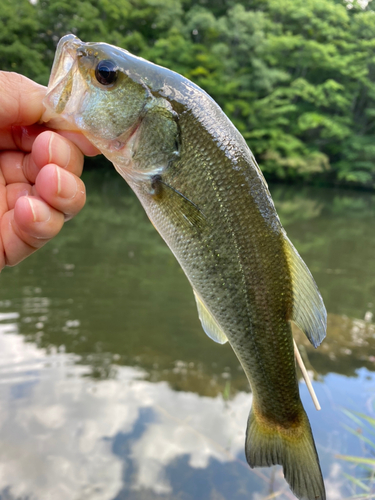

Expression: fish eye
xmin=95 ymin=60 xmax=118 ymax=86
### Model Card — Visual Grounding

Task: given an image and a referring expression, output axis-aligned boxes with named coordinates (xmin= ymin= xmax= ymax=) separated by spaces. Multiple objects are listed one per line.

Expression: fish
xmin=42 ymin=34 xmax=327 ymax=500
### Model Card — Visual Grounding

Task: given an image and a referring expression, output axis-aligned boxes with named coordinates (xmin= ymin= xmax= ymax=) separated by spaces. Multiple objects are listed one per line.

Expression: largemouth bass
xmin=43 ymin=35 xmax=327 ymax=500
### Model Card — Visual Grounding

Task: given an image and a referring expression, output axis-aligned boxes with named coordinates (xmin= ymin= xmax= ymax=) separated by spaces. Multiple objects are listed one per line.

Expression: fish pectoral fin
xmin=283 ymin=235 xmax=327 ymax=348
xmin=193 ymin=291 xmax=228 ymax=344
xmin=152 ymin=177 xmax=207 ymax=231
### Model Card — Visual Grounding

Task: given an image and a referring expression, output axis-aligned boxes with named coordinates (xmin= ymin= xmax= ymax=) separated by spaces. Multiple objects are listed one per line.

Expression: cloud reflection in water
xmin=0 ymin=317 xmax=251 ymax=500
xmin=0 ymin=317 xmax=351 ymax=500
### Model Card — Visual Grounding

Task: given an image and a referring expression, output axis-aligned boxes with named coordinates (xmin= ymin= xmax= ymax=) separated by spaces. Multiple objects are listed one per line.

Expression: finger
xmin=0 ymin=184 xmax=8 ymax=219
xmin=0 ymin=130 xmax=89 ymax=185
xmin=31 ymin=131 xmax=85 ymax=178
xmin=0 ymin=151 xmax=32 ymax=185
xmin=1 ymin=196 xmax=64 ymax=267
xmin=34 ymin=164 xmax=86 ymax=221
xmin=6 ymin=183 xmax=33 ymax=210
xmin=0 ymin=124 xmax=47 ymax=152
xmin=58 ymin=131 xmax=100 ymax=157
xmin=18 ymin=131 xmax=85 ymax=184
xmin=0 ymin=72 xmax=46 ymax=128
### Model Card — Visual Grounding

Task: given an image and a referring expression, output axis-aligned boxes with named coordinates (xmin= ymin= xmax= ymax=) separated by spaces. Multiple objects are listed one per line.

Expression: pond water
xmin=0 ymin=169 xmax=374 ymax=500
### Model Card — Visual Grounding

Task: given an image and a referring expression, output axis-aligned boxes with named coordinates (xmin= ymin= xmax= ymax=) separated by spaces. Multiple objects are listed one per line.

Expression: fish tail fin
xmin=245 ymin=404 xmax=325 ymax=500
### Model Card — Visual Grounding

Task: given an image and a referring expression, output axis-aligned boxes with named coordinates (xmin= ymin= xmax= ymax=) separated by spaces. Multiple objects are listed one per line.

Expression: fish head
xmin=43 ymin=34 xmax=150 ymax=144
xmin=43 ymin=35 xmax=182 ymax=180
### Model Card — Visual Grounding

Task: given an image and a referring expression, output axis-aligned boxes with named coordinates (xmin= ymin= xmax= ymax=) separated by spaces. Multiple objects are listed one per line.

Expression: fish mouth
xmin=49 ymin=35 xmax=81 ymax=88
xmin=42 ymin=34 xmax=84 ymax=128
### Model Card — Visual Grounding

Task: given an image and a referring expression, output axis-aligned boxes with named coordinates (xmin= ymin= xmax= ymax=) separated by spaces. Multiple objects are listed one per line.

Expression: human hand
xmin=0 ymin=72 xmax=98 ymax=270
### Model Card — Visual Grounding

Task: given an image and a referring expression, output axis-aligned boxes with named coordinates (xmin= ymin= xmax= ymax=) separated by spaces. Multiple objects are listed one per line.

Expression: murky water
xmin=0 ymin=170 xmax=374 ymax=499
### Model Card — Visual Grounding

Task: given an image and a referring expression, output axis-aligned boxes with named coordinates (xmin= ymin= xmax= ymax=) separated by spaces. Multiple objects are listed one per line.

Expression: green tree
xmin=0 ymin=0 xmax=374 ymax=187
xmin=0 ymin=0 xmax=47 ymax=82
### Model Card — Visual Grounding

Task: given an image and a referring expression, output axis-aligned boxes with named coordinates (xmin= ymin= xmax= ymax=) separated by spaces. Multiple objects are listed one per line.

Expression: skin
xmin=0 ymin=71 xmax=98 ymax=270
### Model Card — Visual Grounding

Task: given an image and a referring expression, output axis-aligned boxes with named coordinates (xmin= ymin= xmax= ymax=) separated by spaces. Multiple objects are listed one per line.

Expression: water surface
xmin=0 ymin=171 xmax=374 ymax=499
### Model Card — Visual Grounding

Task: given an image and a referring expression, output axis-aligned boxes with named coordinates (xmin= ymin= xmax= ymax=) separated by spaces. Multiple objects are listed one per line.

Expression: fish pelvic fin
xmin=245 ymin=404 xmax=326 ymax=500
xmin=283 ymin=235 xmax=327 ymax=348
xmin=193 ymin=291 xmax=228 ymax=344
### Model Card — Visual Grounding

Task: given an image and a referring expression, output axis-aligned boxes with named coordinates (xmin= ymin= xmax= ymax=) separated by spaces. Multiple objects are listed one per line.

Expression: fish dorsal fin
xmin=283 ymin=235 xmax=327 ymax=348
xmin=193 ymin=291 xmax=228 ymax=344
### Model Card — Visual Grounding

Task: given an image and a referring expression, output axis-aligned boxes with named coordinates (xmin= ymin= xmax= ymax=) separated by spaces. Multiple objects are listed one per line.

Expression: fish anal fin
xmin=194 ymin=291 xmax=228 ymax=344
xmin=283 ymin=235 xmax=327 ymax=348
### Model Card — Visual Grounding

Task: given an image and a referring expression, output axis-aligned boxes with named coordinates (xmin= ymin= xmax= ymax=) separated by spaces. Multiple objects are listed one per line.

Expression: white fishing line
xmin=294 ymin=339 xmax=321 ymax=411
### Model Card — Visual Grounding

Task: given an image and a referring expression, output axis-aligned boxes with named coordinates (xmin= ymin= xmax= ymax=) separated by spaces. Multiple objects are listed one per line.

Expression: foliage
xmin=1 ymin=0 xmax=375 ymax=187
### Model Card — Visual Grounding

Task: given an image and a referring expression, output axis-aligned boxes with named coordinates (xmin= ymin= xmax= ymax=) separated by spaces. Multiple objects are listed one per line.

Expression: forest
xmin=1 ymin=0 xmax=375 ymax=188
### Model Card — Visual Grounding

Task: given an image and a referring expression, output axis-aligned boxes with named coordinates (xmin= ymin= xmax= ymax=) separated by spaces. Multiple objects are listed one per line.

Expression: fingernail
xmin=56 ymin=166 xmax=77 ymax=199
xmin=49 ymin=134 xmax=71 ymax=169
xmin=27 ymin=198 xmax=51 ymax=223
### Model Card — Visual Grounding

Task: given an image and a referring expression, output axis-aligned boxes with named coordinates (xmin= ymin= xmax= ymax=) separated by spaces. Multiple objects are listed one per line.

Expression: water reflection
xmin=0 ymin=317 xmax=357 ymax=500
xmin=0 ymin=172 xmax=374 ymax=499
xmin=293 ymin=313 xmax=375 ymax=377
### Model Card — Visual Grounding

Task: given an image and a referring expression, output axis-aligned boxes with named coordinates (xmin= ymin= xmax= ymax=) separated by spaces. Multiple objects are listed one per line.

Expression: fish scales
xmin=134 ymin=108 xmax=299 ymax=418
xmin=42 ymin=35 xmax=327 ymax=500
